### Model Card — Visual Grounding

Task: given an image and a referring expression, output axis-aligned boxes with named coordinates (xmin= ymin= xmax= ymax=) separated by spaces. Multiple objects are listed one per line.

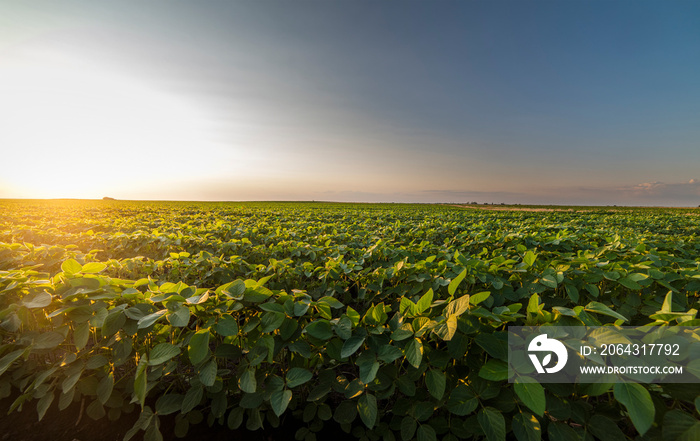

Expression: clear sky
xmin=1 ymin=1 xmax=699 ymax=205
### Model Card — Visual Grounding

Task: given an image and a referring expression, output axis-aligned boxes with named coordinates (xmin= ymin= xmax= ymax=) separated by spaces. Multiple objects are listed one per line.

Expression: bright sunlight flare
xmin=0 ymin=52 xmax=222 ymax=199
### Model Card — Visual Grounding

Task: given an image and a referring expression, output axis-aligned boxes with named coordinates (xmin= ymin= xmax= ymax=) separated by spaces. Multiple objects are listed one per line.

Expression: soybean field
xmin=1 ymin=200 xmax=699 ymax=441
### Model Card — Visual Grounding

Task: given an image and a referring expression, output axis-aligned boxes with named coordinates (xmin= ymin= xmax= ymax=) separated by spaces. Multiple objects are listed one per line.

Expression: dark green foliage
xmin=0 ymin=200 xmax=698 ymax=440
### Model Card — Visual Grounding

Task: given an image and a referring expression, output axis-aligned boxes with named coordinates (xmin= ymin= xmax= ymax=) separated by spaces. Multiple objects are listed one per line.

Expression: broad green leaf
xmin=23 ymin=291 xmax=52 ymax=309
xmin=187 ymin=329 xmax=210 ymax=365
xmin=539 ymin=274 xmax=558 ymax=289
xmin=102 ymin=310 xmax=126 ymax=337
xmin=613 ymin=383 xmax=654 ymax=435
xmin=400 ymin=297 xmax=417 ymax=317
xmin=260 ymin=311 xmax=285 ymax=333
xmin=137 ymin=309 xmax=168 ymax=329
xmin=404 ymin=338 xmax=423 ymax=368
xmin=61 ymin=258 xmax=83 ymax=274
xmin=346 ymin=306 xmax=360 ymax=326
xmin=475 ymin=332 xmax=508 ymax=361
xmin=417 ymin=425 xmax=437 ymax=441
xmin=584 ymin=302 xmax=628 ymax=323
xmin=215 ymin=314 xmax=239 ymax=337
xmin=512 ymin=412 xmax=541 ymax=441
xmin=469 ymin=291 xmax=491 ymax=306
xmin=416 ymin=289 xmax=433 ymax=314
xmin=401 ymin=416 xmax=417 ymax=441
xmin=155 ymin=393 xmax=184 ymax=416
xmin=661 ymin=291 xmax=673 ymax=313
xmin=318 ymin=296 xmax=344 ymax=309
xmin=167 ymin=304 xmax=190 ymax=327
xmin=448 ymin=269 xmax=467 ymax=296
xmin=479 ymin=359 xmax=509 ymax=382
xmin=447 ymin=384 xmax=478 ymax=416
xmin=433 ymin=314 xmax=458 ymax=341
xmin=148 ymin=343 xmax=180 ymax=366
xmin=357 ymin=394 xmax=377 ymax=429
xmin=333 ymin=400 xmax=357 ymax=424
xmin=221 ymin=279 xmax=246 ymax=299
xmin=33 ymin=332 xmax=65 ymax=349
xmin=96 ymin=373 xmax=114 ymax=404
xmin=359 ymin=361 xmax=380 ymax=384
xmin=36 ymin=391 xmax=54 ymax=422
xmin=199 ymin=360 xmax=217 ymax=387
xmin=663 ymin=410 xmax=700 ymax=441
xmin=514 ymin=377 xmax=545 ymax=417
xmin=286 ymin=367 xmax=313 ymax=388
xmin=74 ymin=323 xmax=90 ymax=351
xmin=181 ymin=386 xmax=203 ymax=413
xmin=547 ymin=422 xmax=579 ymax=440
xmin=341 ymin=335 xmax=365 ymax=358
xmin=305 ymin=320 xmax=333 ymax=340
xmin=134 ymin=359 xmax=148 ymax=408
xmin=618 ymin=276 xmax=641 ymax=290
xmin=445 ymin=294 xmax=470 ymax=317
xmin=425 ymin=369 xmax=446 ymax=400
xmin=270 ymin=389 xmax=292 ymax=417
xmin=523 ymin=251 xmax=537 ymax=267
xmin=378 ymin=345 xmax=404 ymax=363
xmin=587 ymin=415 xmax=627 ymax=441
xmin=239 ymin=368 xmax=257 ymax=393
xmin=81 ymin=262 xmax=107 ymax=273
xmin=478 ymin=407 xmax=506 ymax=441
xmin=335 ymin=316 xmax=352 ymax=340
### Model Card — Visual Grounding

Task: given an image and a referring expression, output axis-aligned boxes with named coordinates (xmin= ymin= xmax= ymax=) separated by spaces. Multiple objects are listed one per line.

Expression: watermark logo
xmin=528 ymin=334 xmax=568 ymax=374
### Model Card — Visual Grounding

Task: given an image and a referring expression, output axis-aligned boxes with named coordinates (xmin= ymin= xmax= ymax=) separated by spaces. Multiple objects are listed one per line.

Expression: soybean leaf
xmin=425 ymin=369 xmax=446 ymax=400
xmin=401 ymin=416 xmax=417 ymax=441
xmin=96 ymin=373 xmax=114 ymax=404
xmin=662 ymin=410 xmax=700 ymax=441
xmin=613 ymin=383 xmax=654 ymax=435
xmin=137 ymin=309 xmax=168 ymax=329
xmin=478 ymin=407 xmax=506 ymax=441
xmin=270 ymin=390 xmax=292 ymax=417
xmin=286 ymin=367 xmax=313 ymax=388
xmin=479 ymin=359 xmax=509 ymax=382
xmin=187 ymin=329 xmax=210 ymax=365
xmin=447 ymin=384 xmax=478 ymax=416
xmin=514 ymin=377 xmax=545 ymax=417
xmin=512 ymin=412 xmax=541 ymax=441
xmin=587 ymin=415 xmax=626 ymax=441
xmin=239 ymin=368 xmax=257 ymax=393
xmin=584 ymin=302 xmax=629 ymax=323
xmin=215 ymin=314 xmax=239 ymax=337
xmin=305 ymin=320 xmax=333 ymax=340
xmin=416 ymin=289 xmax=433 ymax=314
xmin=155 ymin=394 xmax=184 ymax=416
xmin=417 ymin=425 xmax=437 ymax=441
xmin=148 ymin=343 xmax=180 ymax=366
xmin=341 ymin=335 xmax=365 ymax=358
xmin=23 ymin=291 xmax=52 ymax=309
xmin=181 ymin=386 xmax=203 ymax=413
xmin=82 ymin=262 xmax=107 ymax=273
xmin=61 ymin=259 xmax=82 ymax=274
xmin=357 ymin=394 xmax=377 ymax=429
xmin=547 ymin=422 xmax=579 ymax=440
xmin=404 ymin=338 xmax=423 ymax=369
xmin=448 ymin=269 xmax=467 ymax=296
xmin=199 ymin=360 xmax=217 ymax=387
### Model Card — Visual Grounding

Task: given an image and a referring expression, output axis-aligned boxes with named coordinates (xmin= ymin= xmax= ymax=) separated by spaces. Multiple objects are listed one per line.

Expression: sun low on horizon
xmin=0 ymin=47 xmax=230 ymax=200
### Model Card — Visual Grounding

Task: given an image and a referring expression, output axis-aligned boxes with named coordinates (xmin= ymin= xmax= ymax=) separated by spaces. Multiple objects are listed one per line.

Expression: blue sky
xmin=1 ymin=1 xmax=699 ymax=205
